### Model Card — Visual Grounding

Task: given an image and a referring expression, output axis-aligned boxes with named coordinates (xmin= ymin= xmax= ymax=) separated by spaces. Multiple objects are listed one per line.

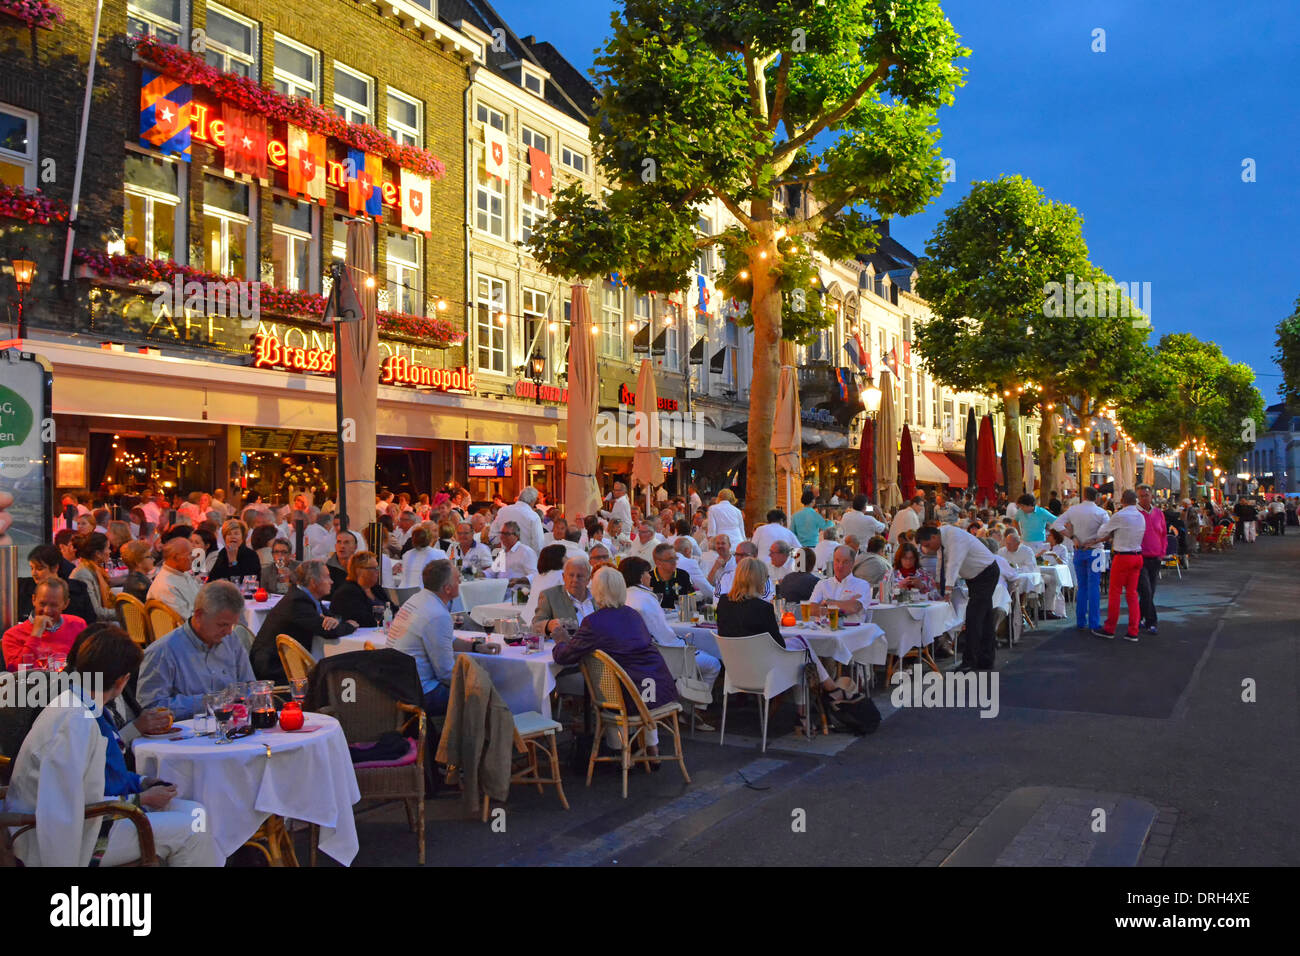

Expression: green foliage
xmin=1274 ymin=295 xmax=1300 ymax=406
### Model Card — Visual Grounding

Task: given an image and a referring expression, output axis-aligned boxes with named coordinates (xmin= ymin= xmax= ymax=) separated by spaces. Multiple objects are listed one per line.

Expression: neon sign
xmin=252 ymin=332 xmax=473 ymax=392
xmin=618 ymin=383 xmax=678 ymax=411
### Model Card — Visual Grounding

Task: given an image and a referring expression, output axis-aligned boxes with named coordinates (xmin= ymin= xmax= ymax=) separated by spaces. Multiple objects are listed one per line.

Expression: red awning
xmin=923 ymin=450 xmax=968 ymax=486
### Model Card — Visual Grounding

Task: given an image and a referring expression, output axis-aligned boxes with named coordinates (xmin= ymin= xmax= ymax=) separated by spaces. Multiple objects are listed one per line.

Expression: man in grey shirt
xmin=138 ymin=580 xmax=254 ymax=718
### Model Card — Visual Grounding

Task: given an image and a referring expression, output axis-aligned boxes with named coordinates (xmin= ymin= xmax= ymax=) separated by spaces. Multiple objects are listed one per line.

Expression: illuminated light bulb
xmin=548 ymin=321 xmax=558 ymax=332
xmin=436 ymin=298 xmax=448 ymax=312
xmin=496 ymin=312 xmax=507 ymax=325
xmin=759 ymin=251 xmax=768 ymax=260
xmin=628 ymin=321 xmax=637 ymax=331
xmin=365 ymin=276 xmax=377 ymax=289
xmin=663 ymin=315 xmax=673 ymax=325
xmin=590 ymin=325 xmax=600 ymax=336
xmin=738 ymin=270 xmax=749 ymax=280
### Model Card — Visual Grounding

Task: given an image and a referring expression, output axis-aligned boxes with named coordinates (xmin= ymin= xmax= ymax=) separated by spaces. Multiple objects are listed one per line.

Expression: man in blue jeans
xmin=1052 ymin=486 xmax=1110 ymax=631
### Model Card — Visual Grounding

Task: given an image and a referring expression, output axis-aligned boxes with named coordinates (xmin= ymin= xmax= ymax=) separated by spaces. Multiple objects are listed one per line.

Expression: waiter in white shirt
xmin=839 ymin=493 xmax=887 ymax=543
xmin=809 ymin=546 xmax=875 ymax=617
xmin=751 ymin=508 xmax=801 ymax=557
xmin=917 ymin=524 xmax=999 ymax=671
xmin=599 ymin=482 xmax=634 ymax=531
xmin=706 ymin=489 xmax=747 ymax=550
xmin=490 ymin=487 xmax=545 ymax=554
xmin=887 ymin=496 xmax=924 ymax=545
xmin=1082 ymin=488 xmax=1146 ymax=641
xmin=1051 ymin=486 xmax=1110 ymax=632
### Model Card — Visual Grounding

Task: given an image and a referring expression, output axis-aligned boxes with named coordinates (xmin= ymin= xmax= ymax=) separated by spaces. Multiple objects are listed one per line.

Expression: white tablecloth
xmin=132 ymin=714 xmax=360 ymax=865
xmin=670 ymin=621 xmax=886 ymax=667
xmin=455 ymin=578 xmax=508 ymax=613
xmin=869 ymin=602 xmax=962 ymax=660
xmin=317 ymin=626 xmax=387 ymax=658
xmin=468 ymin=601 xmax=525 ymax=626
xmin=241 ymin=592 xmax=283 ymax=633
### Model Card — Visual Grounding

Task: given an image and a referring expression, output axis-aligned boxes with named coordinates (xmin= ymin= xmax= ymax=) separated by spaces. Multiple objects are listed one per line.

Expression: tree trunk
xmin=744 ymin=229 xmax=783 ymax=535
xmin=1179 ymin=431 xmax=1191 ymax=499
xmin=1038 ymin=399 xmax=1064 ymax=500
xmin=1002 ymin=391 xmax=1024 ymax=500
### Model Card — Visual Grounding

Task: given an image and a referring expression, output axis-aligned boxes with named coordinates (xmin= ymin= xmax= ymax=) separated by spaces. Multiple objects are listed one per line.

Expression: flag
xmin=902 ymin=340 xmax=911 ymax=366
xmin=528 ymin=146 xmax=552 ymax=199
xmin=483 ymin=124 xmax=509 ymax=181
xmin=287 ymin=125 xmax=326 ymax=204
xmin=843 ymin=336 xmax=865 ymax=370
xmin=346 ymin=149 xmax=384 ymax=218
xmin=887 ymin=346 xmax=900 ymax=377
xmin=139 ymin=69 xmax=191 ymax=161
xmin=400 ymin=168 xmax=431 ymax=233
xmin=696 ymin=274 xmax=710 ymax=315
xmin=222 ymin=102 xmax=268 ymax=181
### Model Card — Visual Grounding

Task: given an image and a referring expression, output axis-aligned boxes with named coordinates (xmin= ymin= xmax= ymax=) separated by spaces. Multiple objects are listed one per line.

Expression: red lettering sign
xmin=514 ymin=380 xmax=569 ymax=403
xmin=618 ymin=383 xmax=678 ymax=411
xmin=252 ymin=332 xmax=470 ymax=391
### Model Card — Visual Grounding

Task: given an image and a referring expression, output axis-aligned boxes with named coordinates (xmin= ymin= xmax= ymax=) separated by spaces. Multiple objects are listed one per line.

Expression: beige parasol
xmin=875 ymin=368 xmax=902 ymax=512
xmin=772 ymin=365 xmax=802 ymax=518
xmin=631 ymin=357 xmax=663 ymax=514
xmin=564 ymin=283 xmax=601 ymax=517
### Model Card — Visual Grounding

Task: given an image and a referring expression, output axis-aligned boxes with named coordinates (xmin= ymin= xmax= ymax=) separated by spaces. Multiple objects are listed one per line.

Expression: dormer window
xmin=522 ymin=68 xmax=544 ymax=97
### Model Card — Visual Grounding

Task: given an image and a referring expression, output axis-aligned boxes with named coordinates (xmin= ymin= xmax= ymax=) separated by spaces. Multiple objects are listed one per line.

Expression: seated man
xmin=5 ymin=626 xmax=219 ymax=866
xmin=717 ymin=542 xmax=772 ymax=599
xmin=532 ymin=555 xmax=595 ymax=636
xmin=776 ymin=548 xmax=821 ymax=604
xmin=492 ymin=521 xmax=538 ymax=582
xmin=623 ymin=523 xmax=662 ymax=563
xmin=998 ymin=531 xmax=1039 ymax=573
xmin=447 ymin=521 xmax=493 ymax=575
xmin=3 ymin=577 xmax=87 ymax=671
xmin=139 ymin=580 xmax=255 ymax=718
xmin=765 ymin=540 xmax=797 ymax=585
xmin=672 ymin=537 xmax=714 ymax=602
xmin=326 ymin=529 xmax=359 ymax=594
xmin=146 ymin=537 xmax=202 ymax=620
xmin=17 ymin=544 xmax=96 ymax=625
xmin=649 ymin=543 xmax=697 ymax=610
xmin=387 ymin=559 xmax=495 ymax=715
xmin=809 ymin=545 xmax=876 ymax=617
xmin=700 ymin=535 xmax=733 ymax=590
xmin=250 ymin=561 xmax=357 ymax=682
xmin=587 ymin=544 xmax=614 ymax=574
xmin=853 ymin=535 xmax=892 ymax=586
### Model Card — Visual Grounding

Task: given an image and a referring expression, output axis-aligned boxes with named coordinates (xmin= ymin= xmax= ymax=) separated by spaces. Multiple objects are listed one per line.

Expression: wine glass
xmin=213 ymin=690 xmax=235 ymax=744
xmin=290 ymin=677 xmax=308 ymax=707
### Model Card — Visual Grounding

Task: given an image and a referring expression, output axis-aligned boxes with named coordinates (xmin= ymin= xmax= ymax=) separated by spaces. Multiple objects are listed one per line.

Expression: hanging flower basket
xmin=0 ymin=183 xmax=69 ymax=224
xmin=0 ymin=0 xmax=65 ymax=30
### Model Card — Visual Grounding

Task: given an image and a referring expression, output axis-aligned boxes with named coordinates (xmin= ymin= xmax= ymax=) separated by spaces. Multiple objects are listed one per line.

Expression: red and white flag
xmin=887 ymin=346 xmax=900 ymax=377
xmin=528 ymin=146 xmax=552 ymax=198
xmin=484 ymin=124 xmax=509 ymax=181
xmin=286 ymin=125 xmax=326 ymax=204
xmin=401 ymin=168 xmax=431 ymax=233
xmin=222 ymin=103 xmax=268 ymax=181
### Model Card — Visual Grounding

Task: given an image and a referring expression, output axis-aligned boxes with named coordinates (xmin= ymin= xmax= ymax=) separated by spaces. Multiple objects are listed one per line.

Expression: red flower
xmin=0 ymin=0 xmax=65 ymax=30
xmin=0 ymin=183 xmax=70 ymax=224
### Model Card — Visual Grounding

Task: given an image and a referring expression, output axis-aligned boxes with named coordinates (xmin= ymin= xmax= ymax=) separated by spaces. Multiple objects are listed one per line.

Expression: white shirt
xmin=700 ymin=551 xmax=731 ymax=586
xmin=887 ymin=507 xmax=921 ymax=546
xmin=813 ymin=539 xmax=838 ymax=575
xmin=840 ymin=508 xmax=887 ymax=544
xmin=936 ymin=524 xmax=997 ymax=590
xmin=1052 ymin=502 xmax=1110 ymax=550
xmin=492 ymin=500 xmax=545 ymax=555
xmin=809 ymin=573 xmax=875 ymax=610
xmin=669 ymin=534 xmax=702 ymax=559
xmin=398 ymin=545 xmax=448 ymax=589
xmin=689 ymin=491 xmax=702 ymax=511
xmin=625 ymin=585 xmax=677 ymax=645
xmin=304 ymin=523 xmax=334 ymax=562
xmin=1096 ymin=506 xmax=1147 ymax=553
xmin=706 ymin=499 xmax=747 ymax=551
xmin=766 ymin=558 xmax=796 ymax=584
xmin=447 ymin=540 xmax=493 ymax=574
xmin=623 ymin=536 xmax=663 ymax=563
xmin=600 ymin=494 xmax=633 ymax=529
xmin=147 ymin=564 xmax=201 ymax=619
xmin=674 ymin=554 xmax=714 ymax=602
xmin=751 ymin=522 xmax=801 ymax=557
xmin=493 ymin=540 xmax=538 ymax=578
xmin=522 ymin=568 xmax=564 ymax=626
xmin=998 ymin=543 xmax=1038 ymax=573
xmin=141 ymin=501 xmax=162 ymax=526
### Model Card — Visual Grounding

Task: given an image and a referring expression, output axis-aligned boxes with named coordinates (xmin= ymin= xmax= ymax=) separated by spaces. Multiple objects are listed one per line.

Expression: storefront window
xmin=202 ymin=173 xmax=253 ymax=277
xmin=601 ymin=282 xmax=624 ymax=358
xmin=386 ymin=231 xmax=422 ymax=315
xmin=124 ymin=150 xmax=180 ymax=260
xmin=476 ymin=275 xmax=508 ymax=373
xmin=272 ymin=195 xmax=314 ymax=292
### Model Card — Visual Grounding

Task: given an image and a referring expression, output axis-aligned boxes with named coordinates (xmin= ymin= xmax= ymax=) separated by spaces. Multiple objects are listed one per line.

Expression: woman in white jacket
xmin=705 ymin=489 xmax=747 ymax=551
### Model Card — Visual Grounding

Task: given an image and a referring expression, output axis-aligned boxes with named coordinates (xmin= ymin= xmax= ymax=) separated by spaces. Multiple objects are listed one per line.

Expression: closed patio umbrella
xmin=899 ymin=423 xmax=916 ymax=499
xmin=772 ymin=365 xmax=802 ymax=518
xmin=1143 ymin=454 xmax=1155 ymax=488
xmin=335 ymin=220 xmax=377 ymax=535
xmin=875 ymin=369 xmax=901 ymax=512
xmin=631 ymin=357 xmax=663 ymax=515
xmin=564 ymin=283 xmax=601 ymax=517
xmin=858 ymin=417 xmax=875 ymax=501
xmin=977 ymin=414 xmax=998 ymax=505
xmin=964 ymin=408 xmax=978 ymax=498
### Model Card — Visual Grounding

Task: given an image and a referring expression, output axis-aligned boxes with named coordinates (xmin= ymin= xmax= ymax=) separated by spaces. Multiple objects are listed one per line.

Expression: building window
xmin=271 ymin=194 xmax=314 ymax=292
xmin=333 ymin=63 xmax=374 ymax=126
xmin=916 ymin=372 xmax=927 ymax=427
xmin=127 ymin=0 xmax=183 ymax=44
xmin=0 ymin=104 xmax=37 ymax=189
xmin=203 ymin=4 xmax=258 ymax=78
xmin=663 ymin=302 xmax=681 ymax=370
xmin=475 ymin=164 xmax=506 ymax=238
xmin=694 ymin=216 xmax=713 ymax=277
xmin=904 ymin=369 xmax=913 ymax=424
xmin=521 ymin=125 xmax=549 ymax=154
xmin=475 ymin=275 xmax=508 ymax=373
xmin=273 ymin=35 xmax=319 ymax=101
xmin=202 ymin=173 xmax=253 ymax=276
xmin=476 ymin=103 xmax=506 ymax=132
xmin=520 ymin=182 xmax=548 ymax=242
xmin=386 ymin=231 xmax=422 ymax=315
xmin=329 ymin=215 xmax=375 ymax=275
xmin=878 ymin=328 xmax=887 ymax=368
xmin=931 ymin=383 xmax=940 ymax=432
xmin=521 ymin=68 xmax=544 ymax=97
xmin=123 ymin=149 xmax=181 ymax=260
xmin=723 ymin=321 xmax=738 ymax=388
xmin=522 ymin=287 xmax=550 ymax=373
xmin=600 ymin=282 xmax=624 ymax=358
xmin=560 ymin=145 xmax=587 ymax=173
xmin=386 ymin=89 xmax=422 ymax=147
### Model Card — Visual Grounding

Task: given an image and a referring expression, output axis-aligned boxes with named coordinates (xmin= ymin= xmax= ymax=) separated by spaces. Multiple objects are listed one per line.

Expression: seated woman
xmin=70 ymin=532 xmax=118 ymax=623
xmin=891 ymin=542 xmax=941 ymax=599
xmin=329 ymin=552 xmax=398 ymax=628
xmin=551 ymin=566 xmax=678 ymax=758
xmin=119 ymin=539 xmax=155 ymax=604
xmin=17 ymin=544 xmax=97 ymax=624
xmin=1044 ymin=527 xmax=1071 ymax=566
xmin=207 ymin=518 xmax=261 ymax=583
xmin=249 ymin=523 xmax=278 ymax=568
xmin=190 ymin=527 xmax=219 ymax=574
xmin=260 ymin=538 xmax=300 ymax=595
xmin=716 ymin=558 xmax=859 ymax=708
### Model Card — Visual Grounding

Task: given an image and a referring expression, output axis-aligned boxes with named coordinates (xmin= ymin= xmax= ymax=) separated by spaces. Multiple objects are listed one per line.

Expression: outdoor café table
xmin=870 ymin=601 xmax=962 ymax=665
xmin=316 ymin=627 xmax=559 ymax=716
xmin=468 ymin=600 xmax=525 ymax=627
xmin=131 ymin=713 xmax=360 ymax=865
xmin=455 ymin=577 xmax=508 ymax=613
xmin=669 ymin=619 xmax=886 ymax=667
xmin=241 ymin=591 xmax=283 ymax=633
xmin=1037 ymin=562 xmax=1073 ymax=615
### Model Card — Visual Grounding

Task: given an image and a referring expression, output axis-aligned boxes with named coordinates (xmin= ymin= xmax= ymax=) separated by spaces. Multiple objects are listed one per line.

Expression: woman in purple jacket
xmin=551 ymin=566 xmax=678 ymax=757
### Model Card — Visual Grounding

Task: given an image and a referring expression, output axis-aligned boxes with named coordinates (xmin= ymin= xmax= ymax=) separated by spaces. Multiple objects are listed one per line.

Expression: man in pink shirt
xmin=3 ymin=578 xmax=87 ymax=670
xmin=1136 ymin=484 xmax=1168 ymax=635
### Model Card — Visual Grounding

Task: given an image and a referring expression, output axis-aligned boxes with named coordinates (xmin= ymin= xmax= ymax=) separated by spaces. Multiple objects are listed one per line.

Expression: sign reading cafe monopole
xmin=252 ymin=329 xmax=474 ymax=394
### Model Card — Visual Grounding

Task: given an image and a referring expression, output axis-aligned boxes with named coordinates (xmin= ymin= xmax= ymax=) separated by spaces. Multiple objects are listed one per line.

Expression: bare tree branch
xmin=787 ymin=184 xmax=867 ymax=235
xmin=711 ymin=188 xmax=755 ymax=231
xmin=768 ymin=53 xmax=790 ymax=133
xmin=773 ymin=58 xmax=895 ymax=161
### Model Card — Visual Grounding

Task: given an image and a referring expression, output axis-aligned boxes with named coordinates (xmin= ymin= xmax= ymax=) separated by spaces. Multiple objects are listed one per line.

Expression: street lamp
xmin=529 ymin=350 xmax=545 ymax=405
xmin=862 ymin=383 xmax=883 ymax=414
xmin=10 ymin=255 xmax=35 ymax=340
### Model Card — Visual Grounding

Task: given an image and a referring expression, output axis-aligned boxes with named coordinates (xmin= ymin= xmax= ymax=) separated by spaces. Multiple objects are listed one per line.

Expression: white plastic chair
xmin=714 ymin=633 xmax=809 ymax=752
xmin=654 ymin=641 xmax=705 ymax=736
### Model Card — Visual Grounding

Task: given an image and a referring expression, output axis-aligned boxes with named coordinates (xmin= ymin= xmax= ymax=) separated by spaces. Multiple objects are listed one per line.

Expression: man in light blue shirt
xmin=1014 ymin=493 xmax=1057 ymax=545
xmin=138 ymin=580 xmax=255 ymax=718
xmin=791 ymin=490 xmax=833 ymax=548
xmin=387 ymin=559 xmax=496 ymax=715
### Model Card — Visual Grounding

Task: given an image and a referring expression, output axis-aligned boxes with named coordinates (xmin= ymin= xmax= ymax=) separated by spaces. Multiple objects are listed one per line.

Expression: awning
xmin=921 ymin=450 xmax=967 ymax=486
xmin=694 ymin=424 xmax=746 ymax=452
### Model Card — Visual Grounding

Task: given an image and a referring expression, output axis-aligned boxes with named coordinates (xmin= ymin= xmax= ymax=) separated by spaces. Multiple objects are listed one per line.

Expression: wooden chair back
xmin=143 ymin=600 xmax=184 ymax=641
xmin=114 ymin=593 xmax=153 ymax=646
xmin=581 ymin=649 xmax=655 ymax=726
xmin=275 ymin=635 xmax=315 ymax=683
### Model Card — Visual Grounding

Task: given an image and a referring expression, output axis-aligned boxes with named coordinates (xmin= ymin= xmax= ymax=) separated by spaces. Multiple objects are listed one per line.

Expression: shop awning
xmin=804 ymin=428 xmax=848 ymax=449
xmin=920 ymin=450 xmax=967 ymax=486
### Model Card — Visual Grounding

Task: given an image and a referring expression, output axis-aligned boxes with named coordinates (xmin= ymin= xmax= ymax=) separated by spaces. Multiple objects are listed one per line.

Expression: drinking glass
xmin=290 ymin=677 xmax=308 ymax=706
xmin=213 ymin=690 xmax=235 ymax=744
xmin=46 ymin=652 xmax=66 ymax=673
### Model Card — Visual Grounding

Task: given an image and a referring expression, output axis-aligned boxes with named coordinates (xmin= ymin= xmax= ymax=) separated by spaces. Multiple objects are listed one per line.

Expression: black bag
xmin=828 ymin=694 xmax=882 ymax=736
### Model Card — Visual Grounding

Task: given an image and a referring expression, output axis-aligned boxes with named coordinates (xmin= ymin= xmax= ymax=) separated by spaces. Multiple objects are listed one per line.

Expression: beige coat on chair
xmin=435 ymin=655 xmax=513 ymax=815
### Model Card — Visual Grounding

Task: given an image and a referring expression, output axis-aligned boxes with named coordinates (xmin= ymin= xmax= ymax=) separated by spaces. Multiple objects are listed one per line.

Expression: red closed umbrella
xmin=977 ymin=414 xmax=998 ymax=506
xmin=858 ymin=418 xmax=875 ymax=500
xmin=899 ymin=423 xmax=916 ymax=499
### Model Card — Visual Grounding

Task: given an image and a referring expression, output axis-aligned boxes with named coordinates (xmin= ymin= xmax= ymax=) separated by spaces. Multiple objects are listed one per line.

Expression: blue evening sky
xmin=491 ymin=0 xmax=1299 ymax=398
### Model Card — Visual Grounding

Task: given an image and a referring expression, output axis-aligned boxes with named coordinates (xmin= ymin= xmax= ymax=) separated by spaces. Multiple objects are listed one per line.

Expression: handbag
xmin=673 ymin=645 xmax=713 ymax=707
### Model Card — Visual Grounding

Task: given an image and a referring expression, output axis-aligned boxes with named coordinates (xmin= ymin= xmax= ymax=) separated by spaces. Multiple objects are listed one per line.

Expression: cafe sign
xmin=253 ymin=332 xmax=473 ymax=393
xmin=618 ymin=382 xmax=679 ymax=412
xmin=513 ymin=380 xmax=568 ymax=403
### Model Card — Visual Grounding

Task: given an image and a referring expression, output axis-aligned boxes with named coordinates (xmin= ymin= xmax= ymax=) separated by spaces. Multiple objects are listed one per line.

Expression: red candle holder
xmin=278 ymin=701 xmax=304 ymax=731
xmin=254 ymin=587 xmax=269 ymax=602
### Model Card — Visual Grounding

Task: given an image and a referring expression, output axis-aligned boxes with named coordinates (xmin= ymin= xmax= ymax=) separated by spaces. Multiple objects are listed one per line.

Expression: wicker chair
xmin=143 ymin=599 xmax=184 ymax=641
xmin=0 ymin=757 xmax=159 ymax=867
xmin=314 ymin=668 xmax=427 ymax=865
xmin=114 ymin=593 xmax=153 ymax=647
xmin=275 ymin=635 xmax=315 ymax=683
xmin=580 ymin=650 xmax=689 ymax=798
xmin=481 ymin=710 xmax=569 ymax=822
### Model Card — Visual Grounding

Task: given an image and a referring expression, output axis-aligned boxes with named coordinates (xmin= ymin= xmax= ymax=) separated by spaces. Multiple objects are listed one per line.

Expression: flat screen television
xmin=468 ymin=444 xmax=513 ymax=478
xmin=661 ymin=456 xmax=675 ymax=472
